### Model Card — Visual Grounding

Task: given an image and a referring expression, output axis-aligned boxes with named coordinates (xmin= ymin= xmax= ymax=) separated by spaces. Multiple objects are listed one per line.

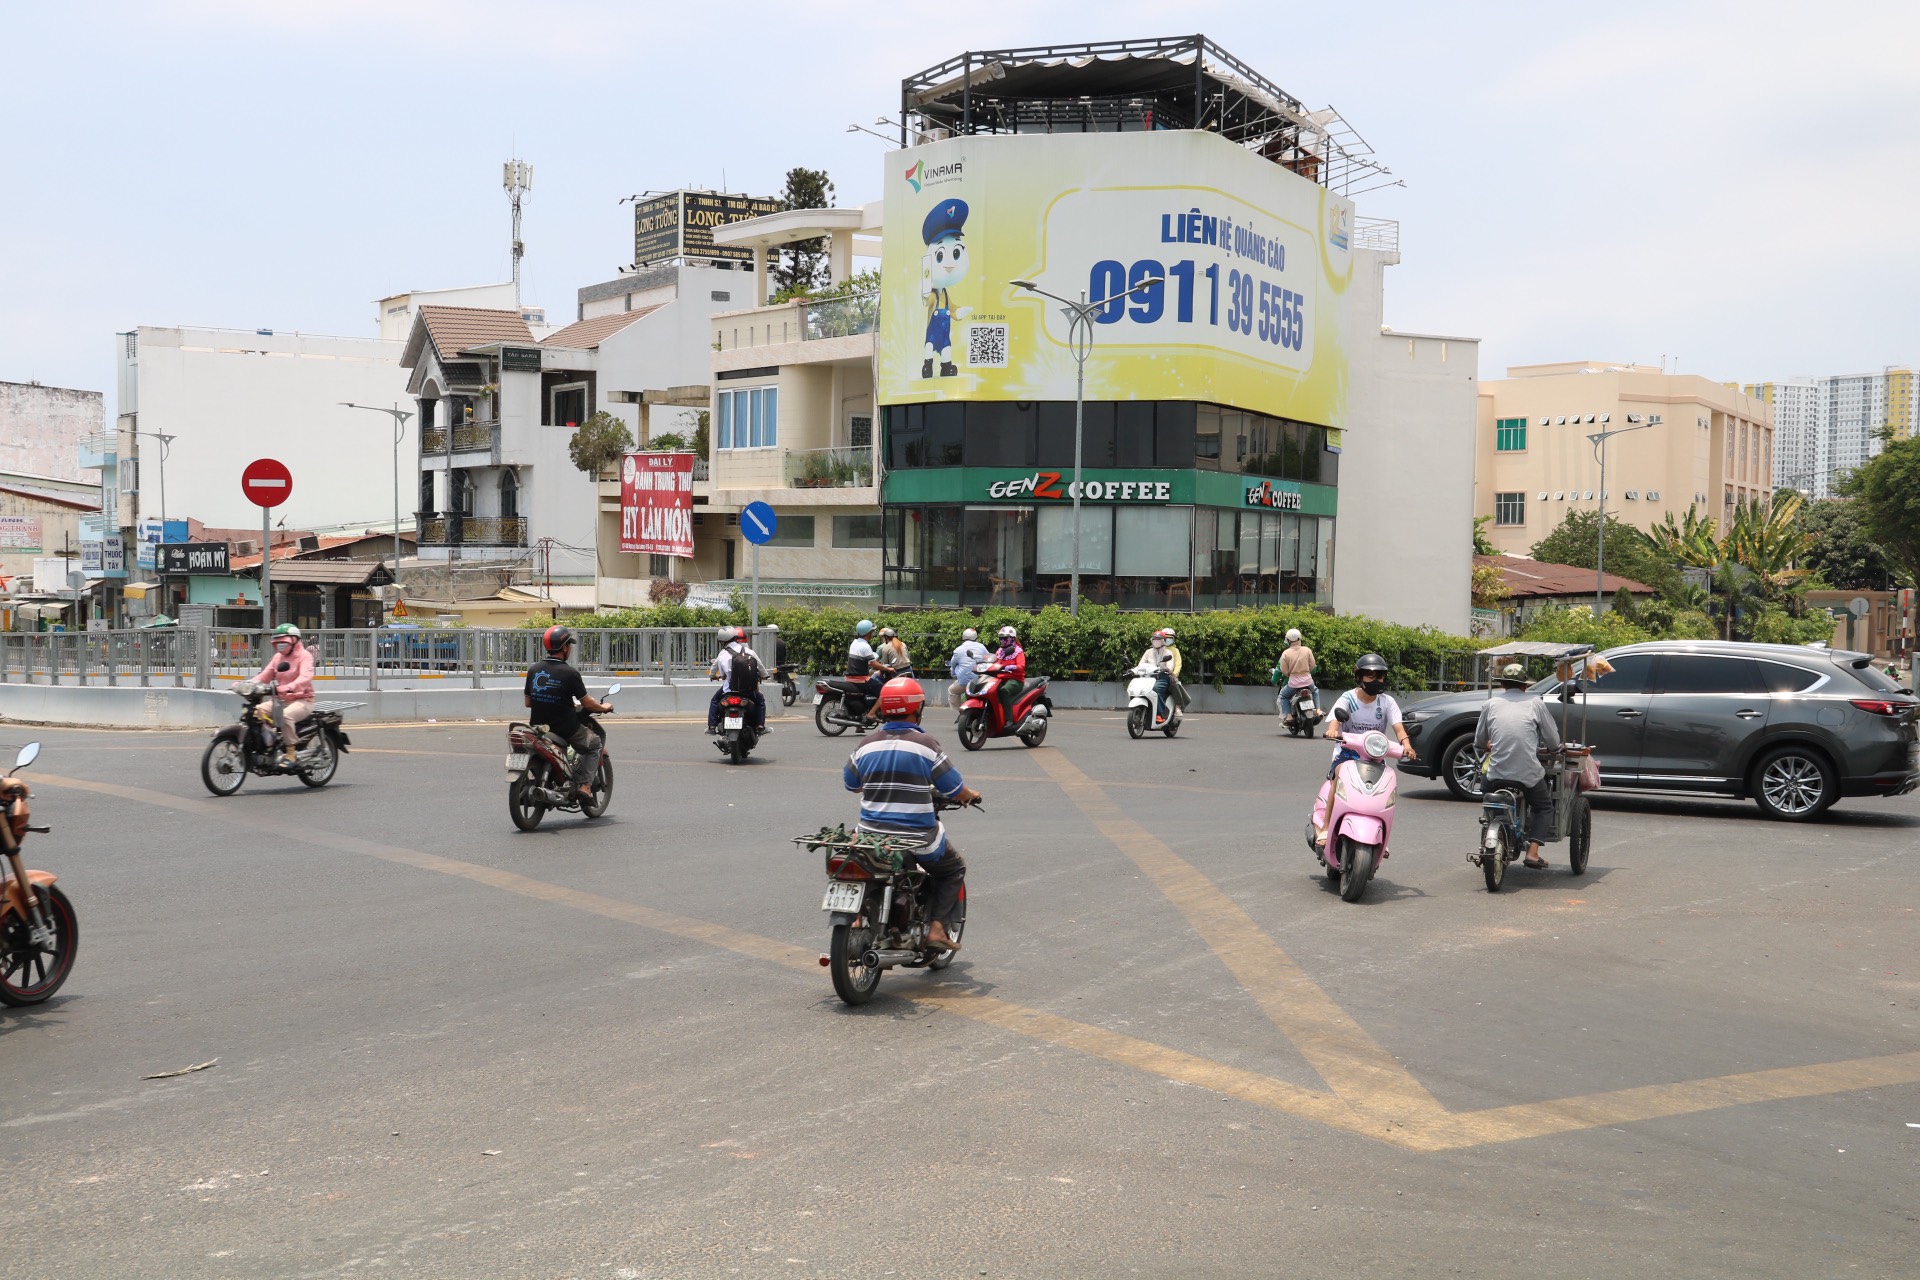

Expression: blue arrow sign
xmin=740 ymin=501 xmax=778 ymax=546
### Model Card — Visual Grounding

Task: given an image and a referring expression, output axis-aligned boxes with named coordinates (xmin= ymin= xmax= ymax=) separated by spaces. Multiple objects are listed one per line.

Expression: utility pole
xmin=1587 ymin=416 xmax=1659 ymax=612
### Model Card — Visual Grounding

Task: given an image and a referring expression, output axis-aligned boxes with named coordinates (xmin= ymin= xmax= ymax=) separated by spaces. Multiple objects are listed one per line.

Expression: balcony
xmin=803 ymin=292 xmax=879 ymax=341
xmin=784 ymin=446 xmax=874 ymax=489
xmin=78 ymin=433 xmax=116 ymax=470
xmin=713 ymin=293 xmax=880 ymax=353
xmin=417 ymin=514 xmax=528 ymax=547
xmin=421 ymin=420 xmax=500 ymax=456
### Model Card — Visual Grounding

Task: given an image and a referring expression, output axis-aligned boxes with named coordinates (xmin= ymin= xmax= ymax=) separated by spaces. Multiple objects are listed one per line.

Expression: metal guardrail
xmin=0 ymin=627 xmax=781 ymax=691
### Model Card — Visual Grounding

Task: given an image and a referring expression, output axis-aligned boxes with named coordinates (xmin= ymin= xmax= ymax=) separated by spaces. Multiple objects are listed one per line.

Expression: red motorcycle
xmin=504 ymin=683 xmax=619 ymax=830
xmin=1 ymin=742 xmax=76 ymax=1007
xmin=957 ymin=662 xmax=1052 ymax=751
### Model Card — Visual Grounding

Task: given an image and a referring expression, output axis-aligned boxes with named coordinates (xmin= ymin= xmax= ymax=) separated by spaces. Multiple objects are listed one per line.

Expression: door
xmin=1639 ymin=653 xmax=1769 ymax=784
xmin=1549 ymin=650 xmax=1658 ymax=779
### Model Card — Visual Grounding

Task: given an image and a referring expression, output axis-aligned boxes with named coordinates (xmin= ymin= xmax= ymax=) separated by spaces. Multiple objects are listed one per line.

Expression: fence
xmin=0 ymin=627 xmax=781 ymax=691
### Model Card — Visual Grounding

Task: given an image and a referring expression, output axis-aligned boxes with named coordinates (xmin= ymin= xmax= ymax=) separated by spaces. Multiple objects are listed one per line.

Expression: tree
xmin=566 ymin=410 xmax=634 ymax=477
xmin=1470 ymin=563 xmax=1511 ymax=610
xmin=1529 ymin=509 xmax=1668 ymax=585
xmin=770 ymin=166 xmax=835 ymax=296
xmin=1799 ymin=497 xmax=1898 ymax=590
xmin=691 ymin=409 xmax=710 ymax=460
xmin=1472 ymin=515 xmax=1496 ymax=556
xmin=1838 ymin=435 xmax=1920 ymax=628
xmin=1721 ymin=490 xmax=1816 ymax=604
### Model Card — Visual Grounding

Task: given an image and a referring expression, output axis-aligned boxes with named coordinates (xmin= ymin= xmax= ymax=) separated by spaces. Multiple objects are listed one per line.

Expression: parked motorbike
xmin=774 ymin=664 xmax=800 ymax=707
xmin=1279 ymin=683 xmax=1323 ymax=737
xmin=1124 ymin=663 xmax=1183 ymax=738
xmin=715 ymin=689 xmax=762 ymax=764
xmin=1304 ymin=706 xmax=1405 ymax=902
xmin=504 ymin=684 xmax=619 ymax=830
xmin=957 ymin=662 xmax=1052 ymax=751
xmin=200 ymin=681 xmax=353 ymax=796
xmin=0 ymin=743 xmax=77 ymax=1006
xmin=812 ymin=676 xmax=888 ymax=737
xmin=796 ymin=795 xmax=981 ymax=1006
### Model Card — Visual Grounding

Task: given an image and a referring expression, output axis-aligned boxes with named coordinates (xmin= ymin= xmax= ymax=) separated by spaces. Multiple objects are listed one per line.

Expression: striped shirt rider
xmin=842 ymin=722 xmax=967 ymax=860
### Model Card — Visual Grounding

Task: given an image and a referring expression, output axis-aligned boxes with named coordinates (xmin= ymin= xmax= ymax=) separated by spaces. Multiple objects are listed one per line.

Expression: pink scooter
xmin=1304 ymin=705 xmax=1406 ymax=902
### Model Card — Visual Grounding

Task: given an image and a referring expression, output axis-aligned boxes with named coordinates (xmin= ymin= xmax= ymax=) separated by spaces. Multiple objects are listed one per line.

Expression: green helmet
xmin=273 ymin=623 xmax=301 ymax=639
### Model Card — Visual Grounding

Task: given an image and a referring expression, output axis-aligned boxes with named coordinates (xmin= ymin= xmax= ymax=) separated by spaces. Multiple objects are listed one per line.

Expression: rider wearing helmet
xmin=875 ymin=626 xmax=913 ymax=681
xmin=253 ymin=623 xmax=316 ymax=768
xmin=1313 ymin=654 xmax=1416 ymax=848
xmin=842 ymin=676 xmax=982 ymax=952
xmin=1137 ymin=627 xmax=1183 ymax=721
xmin=1273 ymin=626 xmax=1318 ymax=713
xmin=846 ymin=619 xmax=886 ymax=715
xmin=524 ymin=625 xmax=611 ymax=803
xmin=987 ymin=625 xmax=1027 ymax=729
xmin=707 ymin=626 xmax=768 ymax=735
xmin=947 ymin=626 xmax=990 ymax=710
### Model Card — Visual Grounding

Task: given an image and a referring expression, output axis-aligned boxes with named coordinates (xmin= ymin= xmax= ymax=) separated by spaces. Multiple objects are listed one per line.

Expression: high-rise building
xmin=1742 ymin=367 xmax=1916 ymax=496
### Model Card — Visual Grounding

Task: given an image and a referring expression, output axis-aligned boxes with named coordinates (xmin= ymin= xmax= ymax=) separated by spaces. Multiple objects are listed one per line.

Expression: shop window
xmin=1155 ymin=402 xmax=1195 ymax=468
xmin=923 ymin=401 xmax=964 ymax=465
xmin=887 ymin=403 xmax=925 ymax=468
xmin=1036 ymin=401 xmax=1114 ymax=467
xmin=961 ymin=508 xmax=1037 ymax=607
xmin=1195 ymin=405 xmax=1222 ymax=469
xmin=1114 ymin=402 xmax=1155 ymax=467
xmin=1494 ymin=491 xmax=1526 ymax=526
xmin=1495 ymin=417 xmax=1528 ymax=451
xmin=550 ymin=384 xmax=587 ymax=428
xmin=764 ymin=514 xmax=814 ymax=547
xmin=964 ymin=401 xmax=1035 ymax=467
xmin=832 ymin=514 xmax=883 ymax=548
xmin=1115 ymin=505 xmax=1192 ymax=608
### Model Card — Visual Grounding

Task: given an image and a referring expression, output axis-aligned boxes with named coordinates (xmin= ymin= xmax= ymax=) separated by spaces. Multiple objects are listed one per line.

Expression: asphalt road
xmin=2 ymin=708 xmax=1917 ymax=1278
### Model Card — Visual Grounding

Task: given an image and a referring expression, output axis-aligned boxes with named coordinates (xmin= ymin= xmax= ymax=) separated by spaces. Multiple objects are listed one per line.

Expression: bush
xmin=1515 ymin=604 xmax=1653 ymax=649
xmin=1747 ymin=608 xmax=1836 ymax=647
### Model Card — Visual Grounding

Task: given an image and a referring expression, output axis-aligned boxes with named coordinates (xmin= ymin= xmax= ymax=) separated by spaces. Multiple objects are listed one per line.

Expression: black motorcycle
xmin=1279 ymin=684 xmax=1323 ymax=737
xmin=812 ymin=676 xmax=887 ymax=737
xmin=715 ymin=689 xmax=762 ymax=764
xmin=201 ymin=681 xmax=353 ymax=795
xmin=773 ymin=664 xmax=800 ymax=707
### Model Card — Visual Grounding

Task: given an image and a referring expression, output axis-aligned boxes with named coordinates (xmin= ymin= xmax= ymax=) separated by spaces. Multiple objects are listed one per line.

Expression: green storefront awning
xmin=882 ymin=467 xmax=1336 ymax=516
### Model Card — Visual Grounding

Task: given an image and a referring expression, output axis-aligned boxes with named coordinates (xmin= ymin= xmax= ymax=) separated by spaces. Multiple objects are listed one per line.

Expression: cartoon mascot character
xmin=919 ymin=198 xmax=971 ymax=378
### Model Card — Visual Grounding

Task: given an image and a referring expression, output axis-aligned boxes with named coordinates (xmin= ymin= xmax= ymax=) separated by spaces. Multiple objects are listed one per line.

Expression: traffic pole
xmin=751 ymin=541 xmax=760 ymax=628
xmin=262 ymin=503 xmax=273 ymax=630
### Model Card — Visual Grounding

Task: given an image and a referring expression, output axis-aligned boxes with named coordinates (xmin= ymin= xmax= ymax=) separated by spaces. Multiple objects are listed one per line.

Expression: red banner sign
xmin=619 ymin=451 xmax=695 ymax=556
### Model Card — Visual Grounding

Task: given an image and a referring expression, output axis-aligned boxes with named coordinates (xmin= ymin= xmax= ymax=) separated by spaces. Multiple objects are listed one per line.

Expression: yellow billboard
xmin=878 ymin=130 xmax=1355 ymax=429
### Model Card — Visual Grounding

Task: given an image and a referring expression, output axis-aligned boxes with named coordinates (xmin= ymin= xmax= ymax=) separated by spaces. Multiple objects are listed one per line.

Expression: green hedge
xmin=541 ymin=602 xmax=1484 ymax=692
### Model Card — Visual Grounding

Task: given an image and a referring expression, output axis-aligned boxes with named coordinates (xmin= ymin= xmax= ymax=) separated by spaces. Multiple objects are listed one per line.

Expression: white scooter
xmin=1125 ymin=664 xmax=1182 ymax=739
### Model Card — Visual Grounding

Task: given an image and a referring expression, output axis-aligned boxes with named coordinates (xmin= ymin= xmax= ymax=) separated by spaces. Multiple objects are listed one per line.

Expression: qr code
xmin=966 ymin=324 xmax=1008 ymax=368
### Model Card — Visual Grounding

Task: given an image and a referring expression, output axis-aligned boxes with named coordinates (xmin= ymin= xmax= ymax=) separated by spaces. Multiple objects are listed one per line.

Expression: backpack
xmin=727 ymin=650 xmax=763 ymax=693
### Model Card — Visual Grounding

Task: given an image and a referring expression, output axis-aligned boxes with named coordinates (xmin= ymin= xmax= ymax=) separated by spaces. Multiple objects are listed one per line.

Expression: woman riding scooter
xmin=1311 ymin=653 xmax=1416 ymax=849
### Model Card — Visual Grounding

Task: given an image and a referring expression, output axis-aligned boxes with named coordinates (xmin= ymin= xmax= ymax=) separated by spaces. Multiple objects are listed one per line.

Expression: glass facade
xmin=879 ymin=399 xmax=1339 ymax=611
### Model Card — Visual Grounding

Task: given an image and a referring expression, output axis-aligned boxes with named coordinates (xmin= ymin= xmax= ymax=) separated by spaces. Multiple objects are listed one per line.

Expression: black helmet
xmin=542 ymin=624 xmax=574 ymax=656
xmin=1354 ymin=653 xmax=1389 ymax=676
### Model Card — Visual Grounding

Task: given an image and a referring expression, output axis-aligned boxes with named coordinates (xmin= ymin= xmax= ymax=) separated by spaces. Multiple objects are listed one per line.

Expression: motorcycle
xmin=812 ymin=674 xmax=888 ymax=737
xmin=773 ymin=664 xmax=800 ymax=707
xmin=504 ymin=683 xmax=620 ymax=830
xmin=796 ymin=795 xmax=981 ymax=1006
xmin=1124 ymin=663 xmax=1183 ymax=738
xmin=200 ymin=680 xmax=354 ymax=796
xmin=0 ymin=742 xmax=77 ymax=1006
xmin=1304 ymin=705 xmax=1405 ymax=903
xmin=715 ymin=688 xmax=762 ymax=764
xmin=957 ymin=662 xmax=1052 ymax=751
xmin=1279 ymin=682 xmax=1323 ymax=737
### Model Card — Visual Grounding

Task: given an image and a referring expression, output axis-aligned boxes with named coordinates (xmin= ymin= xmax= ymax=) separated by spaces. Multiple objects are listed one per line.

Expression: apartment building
xmin=1744 ymin=367 xmax=1915 ymax=497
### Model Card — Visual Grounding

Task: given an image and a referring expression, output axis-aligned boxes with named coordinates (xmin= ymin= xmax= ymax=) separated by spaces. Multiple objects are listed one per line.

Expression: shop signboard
xmin=877 ymin=130 xmax=1355 ymax=429
xmin=160 ymin=543 xmax=230 ymax=574
xmin=0 ymin=516 xmax=41 ymax=551
xmin=632 ymin=191 xmax=782 ymax=267
xmin=502 ymin=346 xmax=543 ymax=373
xmin=618 ymin=451 xmax=695 ymax=556
xmin=885 ymin=467 xmax=1336 ymax=517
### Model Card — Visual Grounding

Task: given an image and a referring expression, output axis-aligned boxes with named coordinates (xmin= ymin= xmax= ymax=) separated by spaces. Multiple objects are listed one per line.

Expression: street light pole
xmin=134 ymin=431 xmax=175 ymax=610
xmin=1010 ymin=276 xmax=1163 ymax=615
xmin=1586 ymin=417 xmax=1658 ymax=613
xmin=340 ymin=402 xmax=414 ymax=581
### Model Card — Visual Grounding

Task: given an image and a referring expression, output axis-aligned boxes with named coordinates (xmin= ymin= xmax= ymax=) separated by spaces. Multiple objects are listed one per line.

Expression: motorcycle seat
xmin=822 ymin=677 xmax=870 ymax=694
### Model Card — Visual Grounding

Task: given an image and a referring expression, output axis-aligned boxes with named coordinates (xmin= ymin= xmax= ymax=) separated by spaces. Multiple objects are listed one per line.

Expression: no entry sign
xmin=242 ymin=457 xmax=293 ymax=508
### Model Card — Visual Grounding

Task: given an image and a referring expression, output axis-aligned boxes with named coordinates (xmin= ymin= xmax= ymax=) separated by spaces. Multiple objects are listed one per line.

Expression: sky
xmin=4 ymin=0 xmax=1917 ymax=415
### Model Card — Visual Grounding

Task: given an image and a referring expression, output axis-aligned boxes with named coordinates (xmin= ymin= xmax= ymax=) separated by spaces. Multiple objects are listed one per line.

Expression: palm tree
xmin=1723 ymin=490 xmax=1817 ymax=606
xmin=1642 ymin=504 xmax=1721 ymax=569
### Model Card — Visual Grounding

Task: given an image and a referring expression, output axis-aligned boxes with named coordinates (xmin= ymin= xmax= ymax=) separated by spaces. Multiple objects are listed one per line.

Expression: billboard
xmin=618 ymin=452 xmax=695 ymax=557
xmin=878 ymin=131 xmax=1355 ymax=429
xmin=633 ymin=191 xmax=782 ymax=267
xmin=0 ymin=516 xmax=42 ymax=551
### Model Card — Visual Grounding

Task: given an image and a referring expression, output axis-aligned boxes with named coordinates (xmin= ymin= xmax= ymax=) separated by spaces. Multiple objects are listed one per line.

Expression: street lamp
xmin=1010 ymin=275 xmax=1164 ymax=614
xmin=132 ymin=430 xmax=176 ymax=618
xmin=340 ymin=402 xmax=414 ymax=581
xmin=1586 ymin=415 xmax=1659 ymax=612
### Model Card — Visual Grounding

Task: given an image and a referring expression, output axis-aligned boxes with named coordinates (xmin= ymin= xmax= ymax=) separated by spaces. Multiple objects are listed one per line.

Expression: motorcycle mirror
xmin=278 ymin=661 xmax=292 ymax=672
xmin=606 ymin=683 xmax=623 ymax=697
xmin=12 ymin=742 xmax=40 ymax=771
xmin=1333 ymin=706 xmax=1351 ymax=723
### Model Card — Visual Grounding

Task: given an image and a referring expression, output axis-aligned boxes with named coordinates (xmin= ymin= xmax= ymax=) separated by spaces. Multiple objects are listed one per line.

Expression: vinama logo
xmin=904 ymin=160 xmax=923 ymax=193
xmin=904 ymin=158 xmax=964 ymax=192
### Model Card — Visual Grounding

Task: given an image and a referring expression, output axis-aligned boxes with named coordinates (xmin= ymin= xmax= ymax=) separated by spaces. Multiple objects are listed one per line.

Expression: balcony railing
xmin=783 ymin=446 xmax=874 ymax=489
xmin=1352 ymin=217 xmax=1399 ymax=253
xmin=804 ymin=292 xmax=880 ymax=340
xmin=421 ymin=420 xmax=500 ymax=455
xmin=417 ymin=514 xmax=528 ymax=547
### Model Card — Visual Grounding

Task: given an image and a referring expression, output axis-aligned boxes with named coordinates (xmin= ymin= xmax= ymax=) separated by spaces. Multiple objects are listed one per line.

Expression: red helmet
xmin=875 ymin=677 xmax=924 ymax=719
xmin=542 ymin=625 xmax=574 ymax=655
xmin=729 ymin=627 xmax=747 ymax=644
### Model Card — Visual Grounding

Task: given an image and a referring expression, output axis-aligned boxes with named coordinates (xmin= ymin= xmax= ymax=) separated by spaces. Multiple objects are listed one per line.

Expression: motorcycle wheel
xmin=929 ymin=893 xmax=965 ymax=971
xmin=200 ymin=739 xmax=248 ymax=797
xmin=508 ymin=762 xmax=548 ymax=831
xmin=1019 ymin=717 xmax=1048 ymax=749
xmin=957 ymin=711 xmax=987 ymax=752
xmin=781 ymin=681 xmax=797 ymax=708
xmin=1127 ymin=705 xmax=1148 ymax=739
xmin=0 ymin=884 xmax=78 ymax=1006
xmin=828 ymin=923 xmax=881 ymax=1005
xmin=1482 ymin=828 xmax=1508 ymax=893
xmin=581 ymin=758 xmax=613 ymax=819
xmin=297 ymin=733 xmax=338 ymax=788
xmin=728 ymin=733 xmax=748 ymax=765
xmin=1161 ymin=715 xmax=1180 ymax=739
xmin=1339 ymin=839 xmax=1376 ymax=903
xmin=1568 ymin=795 xmax=1591 ymax=875
xmin=814 ymin=699 xmax=848 ymax=737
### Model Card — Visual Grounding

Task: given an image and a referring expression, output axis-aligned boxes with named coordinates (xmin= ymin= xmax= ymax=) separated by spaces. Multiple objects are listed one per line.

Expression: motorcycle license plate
xmin=724 ymin=715 xmax=744 ymax=729
xmin=821 ymin=882 xmax=865 ymax=913
xmin=813 ymin=692 xmax=824 ymax=705
xmin=505 ymin=752 xmax=529 ymax=772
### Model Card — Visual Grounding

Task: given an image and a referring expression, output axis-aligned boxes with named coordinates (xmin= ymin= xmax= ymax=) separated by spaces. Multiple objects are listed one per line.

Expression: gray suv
xmin=1399 ymin=642 xmax=1919 ymax=821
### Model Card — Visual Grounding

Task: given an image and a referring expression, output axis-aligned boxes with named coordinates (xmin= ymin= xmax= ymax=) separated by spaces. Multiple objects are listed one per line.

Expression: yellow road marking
xmin=32 ymin=769 xmax=1920 ymax=1151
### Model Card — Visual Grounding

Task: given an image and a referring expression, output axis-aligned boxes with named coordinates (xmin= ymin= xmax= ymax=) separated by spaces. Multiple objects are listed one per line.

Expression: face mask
xmin=1152 ymin=638 xmax=1166 ymax=648
xmin=1360 ymin=678 xmax=1385 ymax=692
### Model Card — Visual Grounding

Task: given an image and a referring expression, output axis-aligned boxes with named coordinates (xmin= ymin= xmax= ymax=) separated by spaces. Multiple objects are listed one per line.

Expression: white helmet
xmin=1286 ymin=628 xmax=1303 ymax=645
xmin=962 ymin=628 xmax=978 ymax=641
xmin=998 ymin=626 xmax=1018 ymax=640
xmin=767 ymin=623 xmax=779 ymax=632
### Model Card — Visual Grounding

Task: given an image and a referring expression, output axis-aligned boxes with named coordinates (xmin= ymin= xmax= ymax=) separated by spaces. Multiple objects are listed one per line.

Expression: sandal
xmin=1523 ymin=857 xmax=1548 ymax=870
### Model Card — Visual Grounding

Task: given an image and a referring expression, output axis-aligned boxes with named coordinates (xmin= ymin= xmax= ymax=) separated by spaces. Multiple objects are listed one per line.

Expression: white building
xmin=1746 ymin=367 xmax=1915 ymax=497
xmin=0 ymin=381 xmax=103 ymax=483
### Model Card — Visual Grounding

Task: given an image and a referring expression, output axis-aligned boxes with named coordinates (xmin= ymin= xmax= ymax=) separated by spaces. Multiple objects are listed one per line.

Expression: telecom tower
xmin=503 ymin=159 xmax=533 ymax=305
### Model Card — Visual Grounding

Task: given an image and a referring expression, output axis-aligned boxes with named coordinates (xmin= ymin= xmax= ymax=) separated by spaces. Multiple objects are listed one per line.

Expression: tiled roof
xmin=542 ymin=306 xmax=662 ymax=350
xmin=0 ymin=484 xmax=99 ymax=511
xmin=1476 ymin=554 xmax=1654 ymax=599
xmin=418 ymin=305 xmax=534 ymax=358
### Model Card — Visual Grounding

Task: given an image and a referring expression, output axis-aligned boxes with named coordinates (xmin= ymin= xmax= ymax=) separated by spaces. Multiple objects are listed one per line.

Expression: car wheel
xmin=1750 ymin=745 xmax=1836 ymax=822
xmin=1439 ymin=734 xmax=1484 ymax=802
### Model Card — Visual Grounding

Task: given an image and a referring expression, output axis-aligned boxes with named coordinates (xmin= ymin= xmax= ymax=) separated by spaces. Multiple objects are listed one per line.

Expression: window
xmin=648 ymin=553 xmax=671 ymax=576
xmin=763 ymin=514 xmax=814 ymax=547
xmin=716 ymin=387 xmax=778 ymax=449
xmin=1495 ymin=417 xmax=1528 ymax=451
xmin=1758 ymin=660 xmax=1822 ymax=693
xmin=551 ymin=383 xmax=587 ymax=428
xmin=1658 ymin=654 xmax=1764 ymax=695
xmin=848 ymin=415 xmax=872 ymax=449
xmin=1114 ymin=402 xmax=1153 ymax=468
xmin=1582 ymin=652 xmax=1657 ymax=694
xmin=1493 ymin=492 xmax=1526 ymax=526
xmin=1037 ymin=504 xmax=1113 ymax=574
xmin=832 ymin=514 xmax=883 ymax=548
xmin=498 ymin=469 xmax=519 ymax=519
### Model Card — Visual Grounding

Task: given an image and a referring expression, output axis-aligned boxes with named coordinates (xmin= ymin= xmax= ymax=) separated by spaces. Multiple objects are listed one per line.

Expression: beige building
xmin=1474 ymin=362 xmax=1773 ymax=556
